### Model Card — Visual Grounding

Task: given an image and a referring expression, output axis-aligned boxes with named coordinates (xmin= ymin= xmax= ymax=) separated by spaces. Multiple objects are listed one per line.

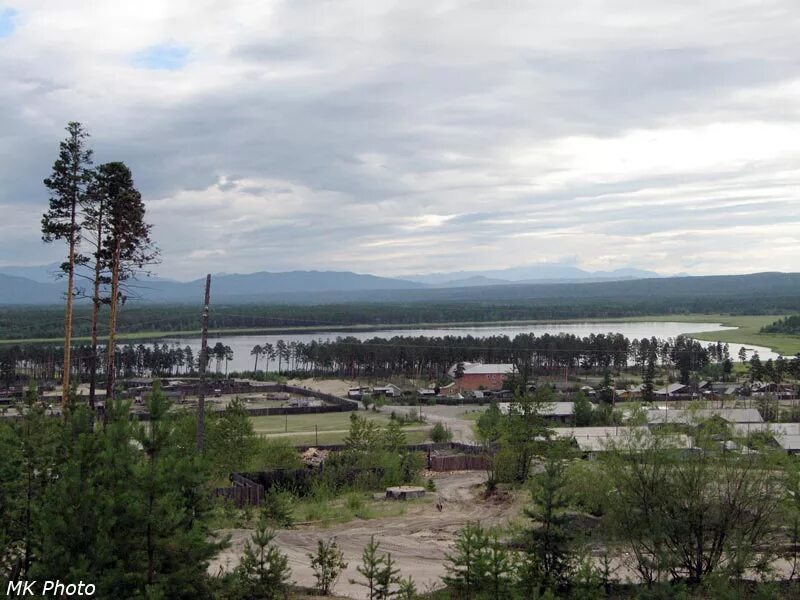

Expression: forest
xmin=3 ymin=286 xmax=800 ymax=342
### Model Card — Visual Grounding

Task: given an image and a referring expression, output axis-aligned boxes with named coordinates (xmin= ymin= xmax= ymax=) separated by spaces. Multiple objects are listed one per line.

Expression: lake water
xmin=165 ymin=321 xmax=780 ymax=373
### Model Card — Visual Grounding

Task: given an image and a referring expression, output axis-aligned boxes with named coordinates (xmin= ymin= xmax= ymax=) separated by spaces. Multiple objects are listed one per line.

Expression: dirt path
xmin=212 ymin=471 xmax=516 ymax=599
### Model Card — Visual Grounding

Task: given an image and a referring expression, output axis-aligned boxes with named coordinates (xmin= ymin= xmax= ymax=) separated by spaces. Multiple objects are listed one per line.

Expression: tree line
xmin=762 ymin=315 xmax=800 ymax=335
xmin=8 ymin=332 xmax=799 ymax=392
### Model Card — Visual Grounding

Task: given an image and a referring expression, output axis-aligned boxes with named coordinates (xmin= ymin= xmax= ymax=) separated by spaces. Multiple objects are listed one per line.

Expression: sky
xmin=1 ymin=0 xmax=799 ymax=281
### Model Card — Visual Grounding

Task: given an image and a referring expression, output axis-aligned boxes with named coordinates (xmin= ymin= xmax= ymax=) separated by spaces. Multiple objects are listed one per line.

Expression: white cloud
xmin=2 ymin=0 xmax=800 ymax=279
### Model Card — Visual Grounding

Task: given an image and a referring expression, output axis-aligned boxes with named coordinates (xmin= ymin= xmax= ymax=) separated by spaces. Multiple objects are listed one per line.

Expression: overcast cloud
xmin=1 ymin=0 xmax=799 ymax=280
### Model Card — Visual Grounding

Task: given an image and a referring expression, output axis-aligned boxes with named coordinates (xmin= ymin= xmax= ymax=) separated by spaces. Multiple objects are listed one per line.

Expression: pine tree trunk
xmin=61 ymin=202 xmax=77 ymax=413
xmin=89 ymin=205 xmax=103 ymax=410
xmin=105 ymin=240 xmax=122 ymax=399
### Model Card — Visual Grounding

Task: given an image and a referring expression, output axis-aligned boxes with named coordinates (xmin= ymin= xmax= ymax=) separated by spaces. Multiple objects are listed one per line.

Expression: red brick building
xmin=453 ymin=363 xmax=515 ymax=392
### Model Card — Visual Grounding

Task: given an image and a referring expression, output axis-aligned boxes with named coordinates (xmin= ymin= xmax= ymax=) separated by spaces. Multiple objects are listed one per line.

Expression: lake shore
xmin=2 ymin=313 xmax=796 ymax=356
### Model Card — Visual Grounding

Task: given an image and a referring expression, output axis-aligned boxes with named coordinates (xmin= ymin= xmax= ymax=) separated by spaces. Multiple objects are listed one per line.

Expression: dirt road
xmin=212 ymin=471 xmax=516 ymax=599
xmin=381 ymin=404 xmax=485 ymax=445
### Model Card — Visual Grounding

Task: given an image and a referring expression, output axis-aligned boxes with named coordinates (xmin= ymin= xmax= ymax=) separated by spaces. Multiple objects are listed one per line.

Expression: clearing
xmin=212 ymin=471 xmax=519 ymax=599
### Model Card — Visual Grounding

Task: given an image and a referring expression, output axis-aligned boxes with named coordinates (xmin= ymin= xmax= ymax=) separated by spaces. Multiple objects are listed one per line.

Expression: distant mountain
xmin=0 ymin=274 xmax=63 ymax=304
xmin=438 ymin=276 xmax=512 ymax=287
xmin=0 ymin=269 xmax=427 ymax=305
xmin=0 ymin=263 xmax=63 ymax=283
xmin=406 ymin=264 xmax=661 ymax=285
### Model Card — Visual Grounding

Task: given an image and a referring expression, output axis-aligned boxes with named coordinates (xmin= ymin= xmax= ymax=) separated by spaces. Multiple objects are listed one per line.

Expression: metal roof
xmin=463 ymin=363 xmax=516 ymax=375
xmin=776 ymin=435 xmax=800 ymax=451
xmin=498 ymin=401 xmax=574 ymax=416
xmin=646 ymin=408 xmax=763 ymax=424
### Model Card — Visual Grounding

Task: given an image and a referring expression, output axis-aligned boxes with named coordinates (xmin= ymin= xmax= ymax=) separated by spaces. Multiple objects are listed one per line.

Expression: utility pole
xmin=196 ymin=274 xmax=211 ymax=453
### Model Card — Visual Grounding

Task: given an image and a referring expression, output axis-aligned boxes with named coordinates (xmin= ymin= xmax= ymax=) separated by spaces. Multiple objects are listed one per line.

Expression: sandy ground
xmin=287 ymin=378 xmax=356 ymax=397
xmin=211 ymin=471 xmax=519 ymax=599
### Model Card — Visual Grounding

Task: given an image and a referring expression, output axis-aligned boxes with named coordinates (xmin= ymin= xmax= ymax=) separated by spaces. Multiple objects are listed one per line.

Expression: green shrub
xmin=430 ymin=422 xmax=452 ymax=443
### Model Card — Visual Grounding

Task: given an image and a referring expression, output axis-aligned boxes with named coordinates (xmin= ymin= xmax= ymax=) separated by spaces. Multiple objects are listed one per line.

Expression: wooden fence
xmin=429 ymin=453 xmax=490 ymax=472
xmin=214 ymin=473 xmax=264 ymax=508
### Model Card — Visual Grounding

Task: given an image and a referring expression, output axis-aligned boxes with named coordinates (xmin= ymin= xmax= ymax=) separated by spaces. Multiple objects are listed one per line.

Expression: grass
xmin=211 ymin=489 xmax=430 ymax=529
xmin=250 ymin=411 xmax=431 ymax=445
xmin=458 ymin=409 xmax=486 ymax=421
xmin=250 ymin=411 xmax=390 ymax=435
xmin=652 ymin=314 xmax=800 ymax=356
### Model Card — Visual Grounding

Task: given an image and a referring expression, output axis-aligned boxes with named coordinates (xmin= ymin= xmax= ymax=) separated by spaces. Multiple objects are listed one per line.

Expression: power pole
xmin=196 ymin=274 xmax=211 ymax=453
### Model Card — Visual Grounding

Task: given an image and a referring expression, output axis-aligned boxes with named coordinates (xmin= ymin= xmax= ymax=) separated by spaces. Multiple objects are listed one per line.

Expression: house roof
xmin=570 ymin=430 xmax=691 ymax=452
xmin=498 ymin=401 xmax=574 ymax=416
xmin=776 ymin=435 xmax=800 ymax=451
xmin=654 ymin=383 xmax=690 ymax=395
xmin=646 ymin=408 xmax=763 ymax=425
xmin=551 ymin=426 xmax=649 ymax=439
xmin=462 ymin=363 xmax=516 ymax=375
xmin=733 ymin=422 xmax=800 ymax=436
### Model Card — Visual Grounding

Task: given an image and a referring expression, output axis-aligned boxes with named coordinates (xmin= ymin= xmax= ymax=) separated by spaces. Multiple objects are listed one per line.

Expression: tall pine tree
xmin=41 ymin=122 xmax=93 ymax=411
xmin=99 ymin=162 xmax=158 ymax=397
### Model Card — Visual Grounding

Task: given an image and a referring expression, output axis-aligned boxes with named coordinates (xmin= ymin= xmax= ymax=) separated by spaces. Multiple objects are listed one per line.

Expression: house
xmin=551 ymin=426 xmax=690 ymax=459
xmin=654 ymin=383 xmax=693 ymax=400
xmin=497 ymin=401 xmax=575 ymax=424
xmin=372 ymin=384 xmax=402 ymax=398
xmin=616 ymin=384 xmax=644 ymax=400
xmin=453 ymin=363 xmax=515 ymax=391
xmin=751 ymin=382 xmax=796 ymax=398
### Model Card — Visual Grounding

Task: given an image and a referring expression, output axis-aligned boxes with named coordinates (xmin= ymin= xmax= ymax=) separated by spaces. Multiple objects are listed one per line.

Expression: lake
xmin=165 ymin=321 xmax=780 ymax=373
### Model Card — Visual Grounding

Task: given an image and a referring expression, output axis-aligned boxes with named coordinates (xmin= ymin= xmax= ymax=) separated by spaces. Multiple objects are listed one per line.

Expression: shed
xmin=385 ymin=486 xmax=426 ymax=500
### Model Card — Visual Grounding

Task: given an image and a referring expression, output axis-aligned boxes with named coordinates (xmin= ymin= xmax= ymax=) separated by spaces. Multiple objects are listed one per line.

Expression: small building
xmin=385 ymin=486 xmax=426 ymax=500
xmin=372 ymin=384 xmax=402 ymax=398
xmin=347 ymin=387 xmax=371 ymax=400
xmin=751 ymin=382 xmax=796 ymax=398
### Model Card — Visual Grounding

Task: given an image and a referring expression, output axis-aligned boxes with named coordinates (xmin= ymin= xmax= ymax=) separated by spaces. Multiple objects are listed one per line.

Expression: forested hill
xmin=0 ymin=270 xmax=427 ymax=305
xmin=2 ymin=270 xmax=800 ymax=307
xmin=2 ymin=272 xmax=800 ymax=340
xmin=265 ymin=271 xmax=800 ymax=305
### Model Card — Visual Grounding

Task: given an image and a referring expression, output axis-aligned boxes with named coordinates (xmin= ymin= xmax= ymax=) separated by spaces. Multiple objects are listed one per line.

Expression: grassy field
xmin=645 ymin=314 xmax=800 ymax=356
xmin=250 ymin=411 xmax=430 ymax=445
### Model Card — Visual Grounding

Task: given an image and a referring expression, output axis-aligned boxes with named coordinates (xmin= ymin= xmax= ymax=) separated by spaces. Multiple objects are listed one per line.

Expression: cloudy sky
xmin=1 ymin=1 xmax=799 ymax=281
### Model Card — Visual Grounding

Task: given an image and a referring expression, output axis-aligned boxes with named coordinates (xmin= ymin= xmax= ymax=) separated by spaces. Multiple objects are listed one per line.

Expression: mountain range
xmin=0 ymin=262 xmax=669 ymax=305
xmin=404 ymin=265 xmax=663 ymax=286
